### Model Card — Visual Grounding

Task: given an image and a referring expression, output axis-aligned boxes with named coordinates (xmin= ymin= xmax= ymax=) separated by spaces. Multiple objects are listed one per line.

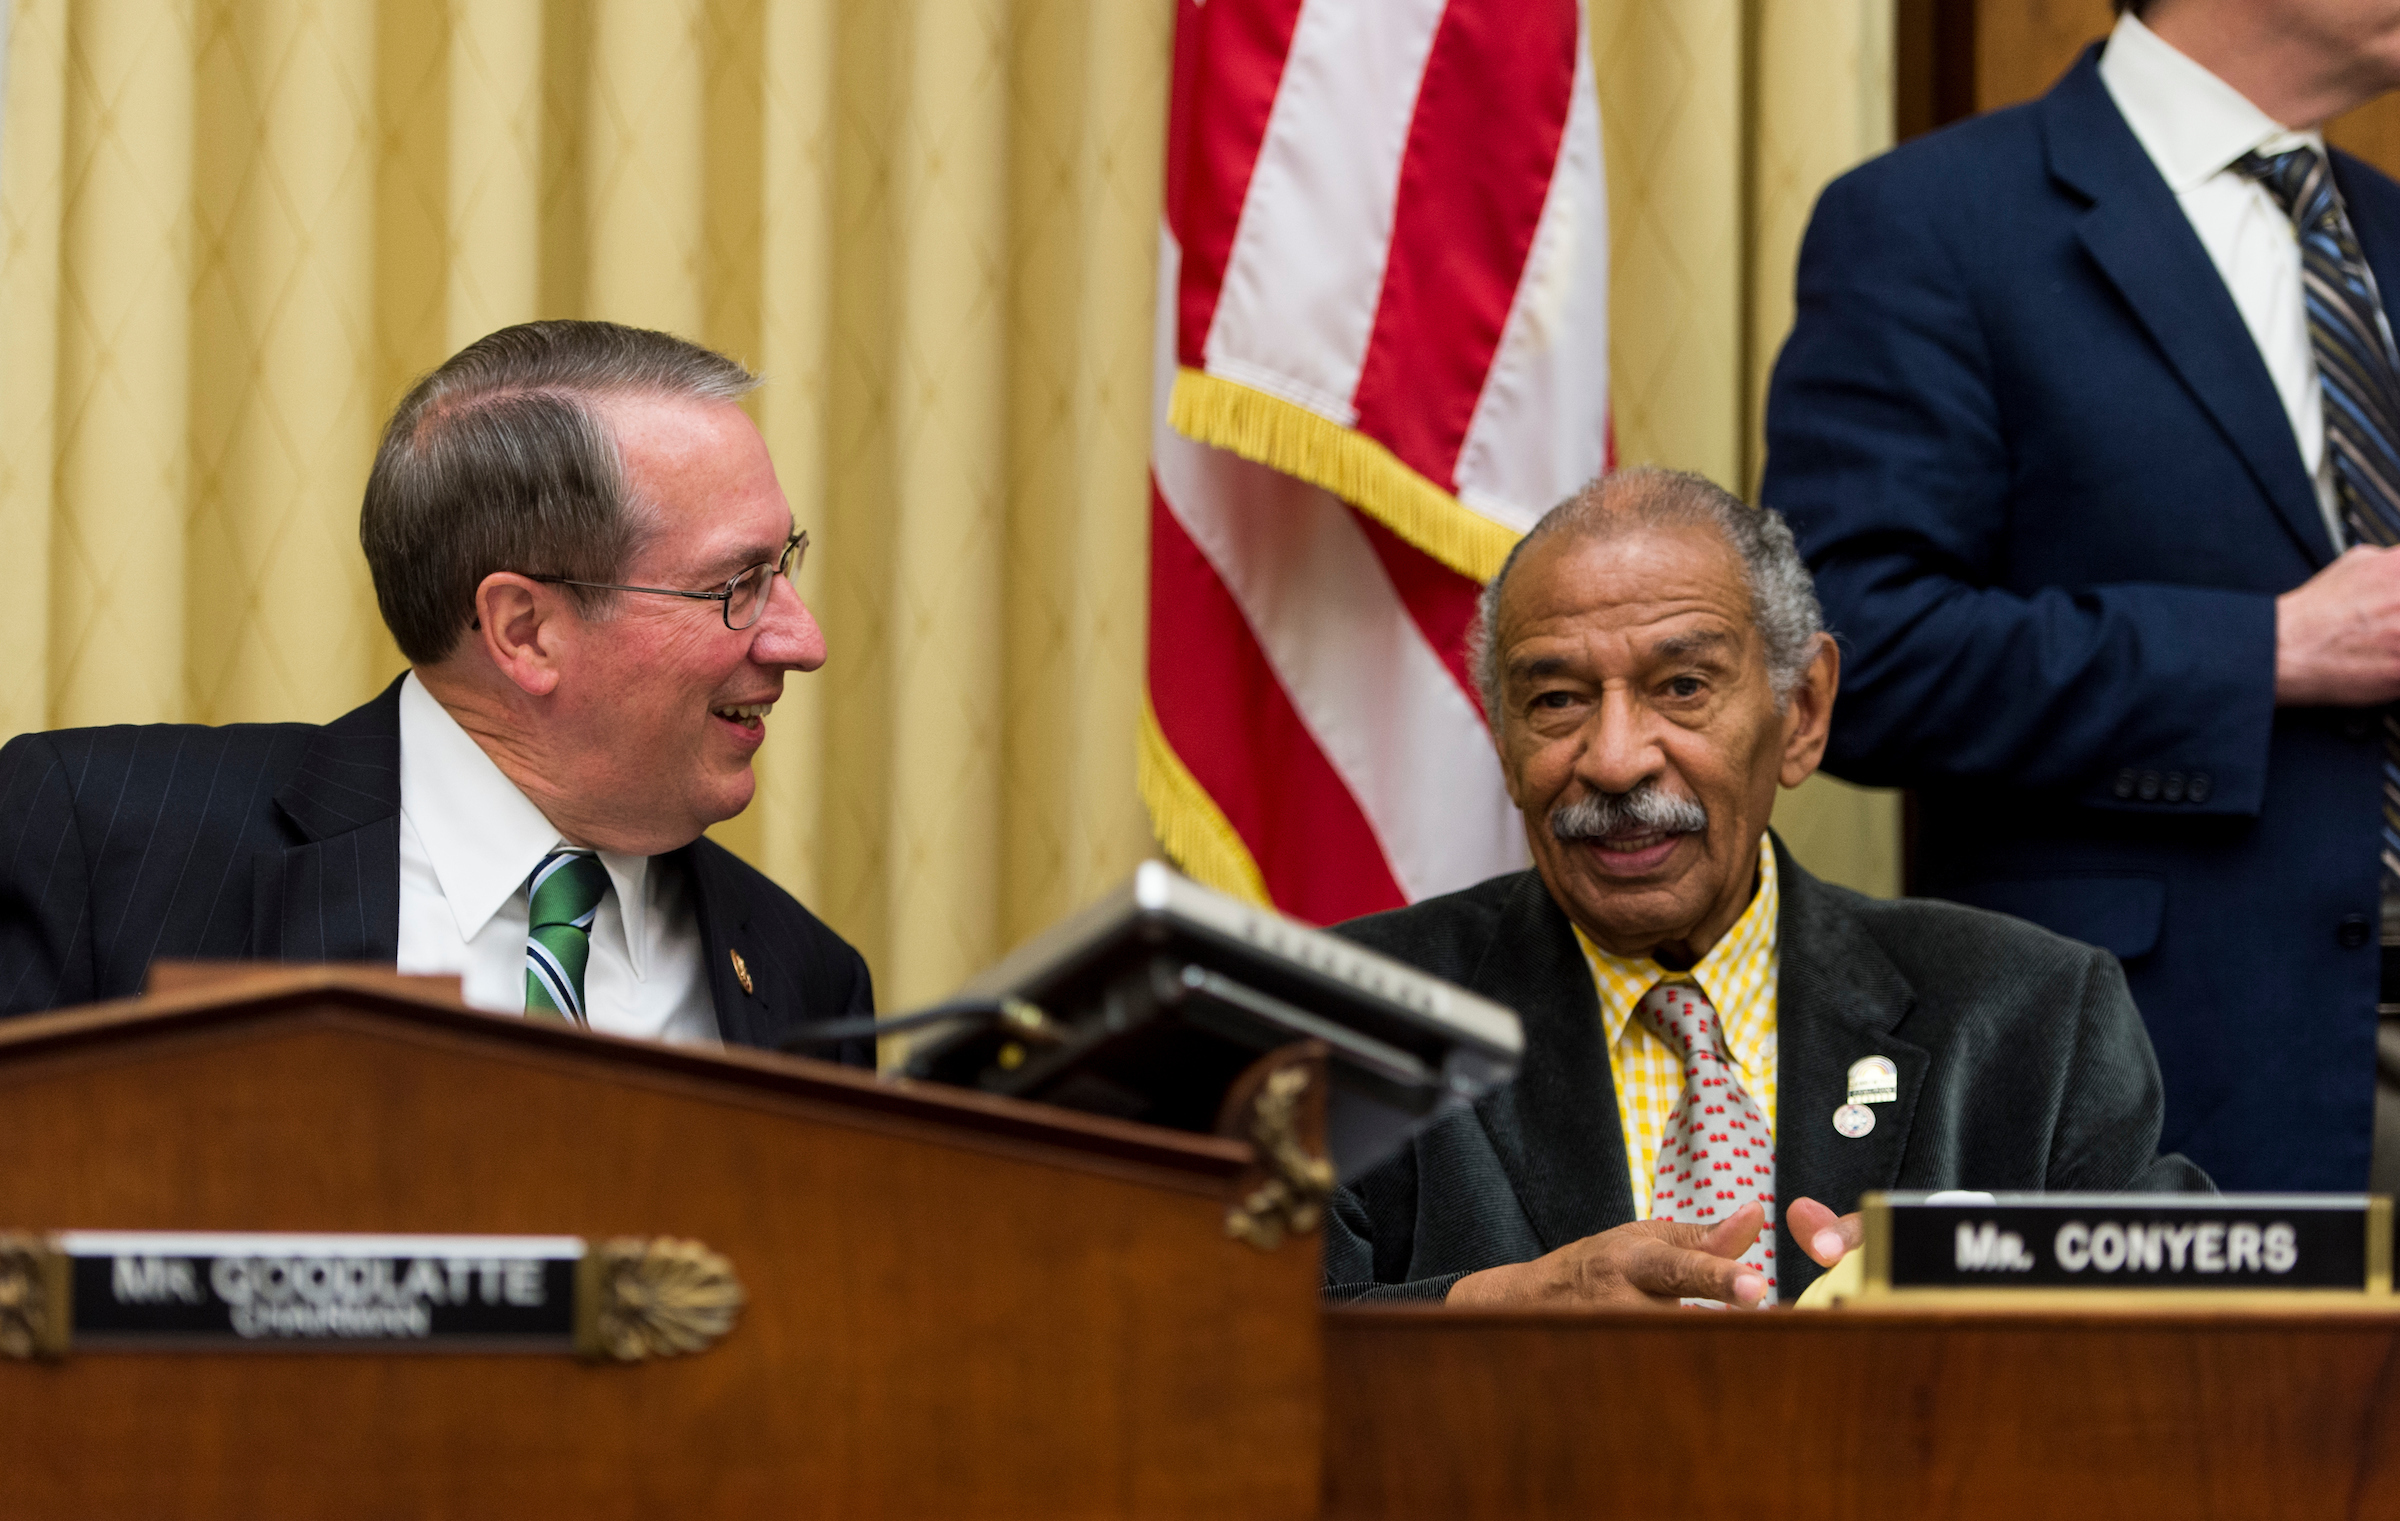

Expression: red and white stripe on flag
xmin=1143 ymin=0 xmax=1610 ymax=924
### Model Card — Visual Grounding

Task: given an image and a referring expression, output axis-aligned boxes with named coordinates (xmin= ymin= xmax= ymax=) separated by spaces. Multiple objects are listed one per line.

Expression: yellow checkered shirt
xmin=1573 ymin=837 xmax=1779 ymax=1219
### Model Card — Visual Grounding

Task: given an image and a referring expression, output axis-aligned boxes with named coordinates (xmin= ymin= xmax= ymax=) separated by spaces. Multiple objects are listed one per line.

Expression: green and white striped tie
xmin=524 ymin=849 xmax=609 ymax=1025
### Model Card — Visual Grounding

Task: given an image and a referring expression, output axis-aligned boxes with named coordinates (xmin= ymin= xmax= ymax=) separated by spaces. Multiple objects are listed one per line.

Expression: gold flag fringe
xmin=1137 ymin=694 xmax=1273 ymax=907
xmin=1167 ymin=367 xmax=1521 ymax=583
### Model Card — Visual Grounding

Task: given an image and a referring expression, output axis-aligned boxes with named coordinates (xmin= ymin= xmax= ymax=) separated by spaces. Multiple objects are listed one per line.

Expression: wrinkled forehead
xmin=600 ymin=393 xmax=792 ymax=568
xmin=592 ymin=392 xmax=749 ymax=482
xmin=1495 ymin=520 xmax=1759 ymax=660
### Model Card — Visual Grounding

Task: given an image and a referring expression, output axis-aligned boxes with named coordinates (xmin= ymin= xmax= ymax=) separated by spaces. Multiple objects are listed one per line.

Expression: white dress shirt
xmin=394 ymin=672 xmax=719 ymax=1046
xmin=2099 ymin=10 xmax=2348 ymax=548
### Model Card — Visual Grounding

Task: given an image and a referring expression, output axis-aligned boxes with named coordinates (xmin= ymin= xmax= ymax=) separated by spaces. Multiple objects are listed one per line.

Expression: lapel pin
xmin=1835 ymin=1054 xmax=1898 ymax=1139
xmin=1847 ymin=1054 xmax=1898 ymax=1105
xmin=730 ymin=948 xmax=755 ymax=995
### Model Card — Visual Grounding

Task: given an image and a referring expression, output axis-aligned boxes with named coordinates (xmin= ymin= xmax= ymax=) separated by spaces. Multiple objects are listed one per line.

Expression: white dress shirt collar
xmin=2101 ymin=10 xmax=2322 ymax=193
xmin=396 ymin=672 xmax=654 ymax=979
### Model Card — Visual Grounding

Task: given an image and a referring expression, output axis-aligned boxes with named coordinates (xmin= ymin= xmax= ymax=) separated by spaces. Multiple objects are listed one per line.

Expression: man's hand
xmin=1444 ymin=1202 xmax=1770 ymax=1310
xmin=1786 ymin=1195 xmax=1863 ymax=1267
xmin=2275 ymin=545 xmax=2400 ymax=706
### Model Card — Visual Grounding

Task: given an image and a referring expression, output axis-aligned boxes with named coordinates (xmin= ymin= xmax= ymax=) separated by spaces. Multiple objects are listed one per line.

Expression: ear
xmin=1777 ymin=633 xmax=1840 ymax=789
xmin=471 ymin=572 xmax=572 ymax=698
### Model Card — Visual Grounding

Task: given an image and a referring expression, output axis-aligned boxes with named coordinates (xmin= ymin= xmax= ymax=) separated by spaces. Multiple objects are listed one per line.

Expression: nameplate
xmin=0 ymin=1231 xmax=744 ymax=1361
xmin=1860 ymin=1193 xmax=2393 ymax=1296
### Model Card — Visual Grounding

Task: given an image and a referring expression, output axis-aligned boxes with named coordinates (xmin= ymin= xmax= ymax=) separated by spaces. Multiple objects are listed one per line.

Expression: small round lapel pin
xmin=1832 ymin=1103 xmax=1875 ymax=1139
xmin=729 ymin=948 xmax=755 ymax=995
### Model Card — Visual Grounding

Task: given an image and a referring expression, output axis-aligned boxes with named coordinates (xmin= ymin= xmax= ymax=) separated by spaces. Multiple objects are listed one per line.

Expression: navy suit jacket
xmin=0 ymin=677 xmax=874 ymax=1060
xmin=1763 ymin=48 xmax=2398 ymax=1190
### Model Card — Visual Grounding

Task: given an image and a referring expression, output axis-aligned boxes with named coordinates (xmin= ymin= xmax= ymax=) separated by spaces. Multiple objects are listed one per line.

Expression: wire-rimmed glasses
xmin=530 ymin=530 xmax=808 ymax=631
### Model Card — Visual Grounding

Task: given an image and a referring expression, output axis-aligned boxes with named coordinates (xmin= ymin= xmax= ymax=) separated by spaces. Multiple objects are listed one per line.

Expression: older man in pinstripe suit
xmin=0 ymin=321 xmax=870 ymax=1057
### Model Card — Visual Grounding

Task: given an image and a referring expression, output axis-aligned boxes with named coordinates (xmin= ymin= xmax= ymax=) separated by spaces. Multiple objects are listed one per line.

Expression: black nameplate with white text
xmin=0 ymin=1230 xmax=745 ymax=1362
xmin=60 ymin=1232 xmax=581 ymax=1348
xmin=1867 ymin=1193 xmax=2387 ymax=1294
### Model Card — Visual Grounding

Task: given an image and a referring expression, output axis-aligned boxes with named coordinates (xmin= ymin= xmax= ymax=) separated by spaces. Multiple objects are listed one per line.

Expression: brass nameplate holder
xmin=0 ymin=1231 xmax=741 ymax=1361
xmin=1855 ymin=1192 xmax=2394 ymax=1306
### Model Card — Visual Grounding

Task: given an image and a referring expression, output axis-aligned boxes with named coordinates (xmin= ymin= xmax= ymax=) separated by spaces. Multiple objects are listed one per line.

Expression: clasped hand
xmin=1443 ymin=1197 xmax=1861 ymax=1310
xmin=2276 ymin=543 xmax=2400 ymax=706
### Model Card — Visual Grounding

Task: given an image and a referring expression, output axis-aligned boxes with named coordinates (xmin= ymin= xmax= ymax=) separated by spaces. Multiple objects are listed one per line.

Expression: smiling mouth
xmin=1575 ymin=827 xmax=1695 ymax=874
xmin=713 ymin=701 xmax=774 ymax=728
xmin=1593 ymin=827 xmax=1680 ymax=853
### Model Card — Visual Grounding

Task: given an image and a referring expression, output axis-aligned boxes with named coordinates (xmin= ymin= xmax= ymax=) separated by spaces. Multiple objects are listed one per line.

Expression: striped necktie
xmin=2239 ymin=145 xmax=2400 ymax=886
xmin=524 ymin=849 xmax=610 ymax=1025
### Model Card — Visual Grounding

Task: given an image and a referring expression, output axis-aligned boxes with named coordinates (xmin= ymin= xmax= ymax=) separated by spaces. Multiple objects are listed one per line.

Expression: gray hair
xmin=1468 ymin=466 xmax=1824 ymax=723
xmin=360 ymin=319 xmax=761 ymax=664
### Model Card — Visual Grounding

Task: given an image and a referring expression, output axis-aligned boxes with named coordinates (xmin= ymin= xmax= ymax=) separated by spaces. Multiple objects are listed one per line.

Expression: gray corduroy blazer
xmin=1324 ymin=835 xmax=2211 ymax=1304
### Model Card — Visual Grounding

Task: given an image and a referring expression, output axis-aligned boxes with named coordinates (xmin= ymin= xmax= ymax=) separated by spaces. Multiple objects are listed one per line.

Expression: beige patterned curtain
xmin=0 ymin=0 xmax=1896 ymax=1012
xmin=1597 ymin=0 xmax=1905 ymax=895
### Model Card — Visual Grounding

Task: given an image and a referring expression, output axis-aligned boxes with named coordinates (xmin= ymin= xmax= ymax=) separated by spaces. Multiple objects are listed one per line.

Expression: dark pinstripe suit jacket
xmin=1323 ymin=837 xmax=2211 ymax=1305
xmin=0 ymin=678 xmax=873 ymax=1058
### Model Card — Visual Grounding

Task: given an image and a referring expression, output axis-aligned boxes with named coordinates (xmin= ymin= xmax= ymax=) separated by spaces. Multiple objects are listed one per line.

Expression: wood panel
xmin=1893 ymin=0 xmax=1975 ymax=141
xmin=2330 ymin=98 xmax=2400 ymax=178
xmin=1956 ymin=0 xmax=2400 ymax=180
xmin=0 ymin=978 xmax=1323 ymax=1519
xmin=1975 ymin=0 xmax=2111 ymax=113
xmin=1324 ymin=1305 xmax=2400 ymax=1520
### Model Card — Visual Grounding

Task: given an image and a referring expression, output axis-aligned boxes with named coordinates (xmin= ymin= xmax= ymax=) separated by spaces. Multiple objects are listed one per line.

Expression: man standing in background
xmin=1765 ymin=0 xmax=2400 ymax=1191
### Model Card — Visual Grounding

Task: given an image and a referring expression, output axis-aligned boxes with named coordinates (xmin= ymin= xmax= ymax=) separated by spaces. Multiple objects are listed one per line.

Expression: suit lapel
xmin=2043 ymin=49 xmax=2334 ymax=567
xmin=1770 ymin=838 xmax=1927 ymax=1302
xmin=1462 ymin=849 xmax=1926 ymax=1297
xmin=247 ymin=679 xmax=800 ymax=1043
xmin=251 ymin=678 xmax=405 ymax=964
xmin=1460 ymin=873 xmax=1635 ymax=1253
xmin=682 ymin=842 xmax=778 ymax=1048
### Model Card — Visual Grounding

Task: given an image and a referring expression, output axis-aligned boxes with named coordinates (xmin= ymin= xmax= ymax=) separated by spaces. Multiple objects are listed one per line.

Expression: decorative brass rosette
xmin=0 ymin=1232 xmax=67 ymax=1360
xmin=575 ymin=1237 xmax=745 ymax=1363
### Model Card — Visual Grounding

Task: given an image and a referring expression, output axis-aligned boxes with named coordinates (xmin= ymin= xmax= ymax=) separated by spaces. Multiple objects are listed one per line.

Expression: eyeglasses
xmin=531 ymin=531 xmax=808 ymax=631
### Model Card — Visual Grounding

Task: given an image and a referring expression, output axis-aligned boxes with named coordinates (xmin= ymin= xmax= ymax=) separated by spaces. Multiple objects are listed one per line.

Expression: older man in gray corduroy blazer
xmin=1324 ymin=469 xmax=2207 ymax=1310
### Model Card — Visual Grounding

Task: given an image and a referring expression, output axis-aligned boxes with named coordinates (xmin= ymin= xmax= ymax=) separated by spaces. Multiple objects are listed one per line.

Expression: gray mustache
xmin=1549 ymin=784 xmax=1709 ymax=842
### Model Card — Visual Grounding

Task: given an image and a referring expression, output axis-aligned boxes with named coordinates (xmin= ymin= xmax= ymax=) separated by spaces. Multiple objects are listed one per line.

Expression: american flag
xmin=1144 ymin=0 xmax=1611 ymax=922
